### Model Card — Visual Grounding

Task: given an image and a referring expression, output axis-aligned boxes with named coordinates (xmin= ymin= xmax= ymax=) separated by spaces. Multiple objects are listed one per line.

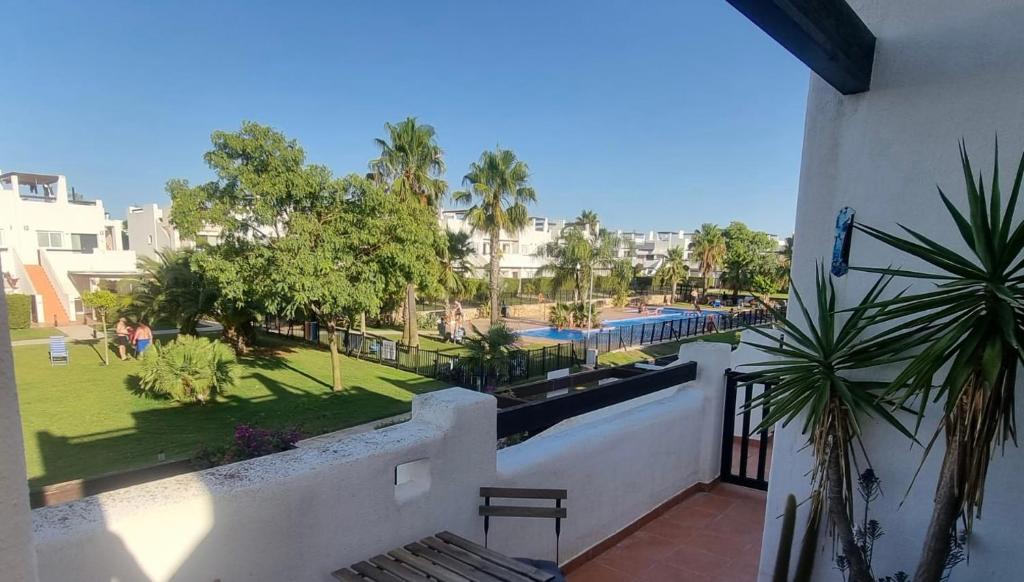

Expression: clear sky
xmin=1 ymin=0 xmax=809 ymax=234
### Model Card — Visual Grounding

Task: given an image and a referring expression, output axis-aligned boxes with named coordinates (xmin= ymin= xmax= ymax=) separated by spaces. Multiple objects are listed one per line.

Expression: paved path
xmin=9 ymin=323 xmax=224 ymax=347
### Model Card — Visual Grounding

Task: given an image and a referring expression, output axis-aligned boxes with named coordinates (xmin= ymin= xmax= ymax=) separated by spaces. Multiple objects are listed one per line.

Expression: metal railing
xmin=721 ymin=370 xmax=773 ymax=491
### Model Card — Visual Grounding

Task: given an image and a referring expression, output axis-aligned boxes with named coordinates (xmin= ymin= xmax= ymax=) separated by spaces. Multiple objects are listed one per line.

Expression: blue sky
xmin=1 ymin=0 xmax=808 ymax=234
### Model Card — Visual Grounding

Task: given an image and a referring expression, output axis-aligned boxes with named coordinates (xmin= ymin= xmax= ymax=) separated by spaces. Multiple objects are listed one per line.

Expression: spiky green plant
xmin=137 ymin=335 xmax=238 ymax=404
xmin=743 ymin=266 xmax=914 ymax=582
xmin=853 ymin=141 xmax=1024 ymax=582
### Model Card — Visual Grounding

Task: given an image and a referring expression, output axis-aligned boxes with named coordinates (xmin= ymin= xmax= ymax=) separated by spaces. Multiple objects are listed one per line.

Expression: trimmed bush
xmin=6 ymin=294 xmax=32 ymax=329
xmin=136 ymin=335 xmax=238 ymax=404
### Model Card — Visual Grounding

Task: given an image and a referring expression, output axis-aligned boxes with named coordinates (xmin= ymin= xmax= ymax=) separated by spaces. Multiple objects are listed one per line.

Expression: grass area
xmin=14 ymin=334 xmax=447 ymax=488
xmin=598 ymin=331 xmax=742 ymax=367
xmin=9 ymin=327 xmax=65 ymax=342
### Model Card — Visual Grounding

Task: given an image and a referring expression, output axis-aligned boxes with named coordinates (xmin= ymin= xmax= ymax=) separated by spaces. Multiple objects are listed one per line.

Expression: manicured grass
xmin=598 ymin=331 xmax=742 ymax=367
xmin=14 ymin=334 xmax=447 ymax=488
xmin=9 ymin=327 xmax=65 ymax=342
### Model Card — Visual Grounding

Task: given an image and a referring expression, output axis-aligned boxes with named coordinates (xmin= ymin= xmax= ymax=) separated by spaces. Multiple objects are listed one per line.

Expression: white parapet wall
xmin=490 ymin=341 xmax=732 ymax=564
xmin=31 ymin=343 xmax=734 ymax=582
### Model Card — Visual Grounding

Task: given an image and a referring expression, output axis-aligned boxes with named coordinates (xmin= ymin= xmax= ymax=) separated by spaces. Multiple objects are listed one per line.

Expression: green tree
xmin=81 ymin=289 xmax=128 ymax=365
xmin=691 ymin=223 xmax=726 ymax=301
xmin=722 ymin=221 xmax=777 ymax=302
xmin=574 ymin=209 xmax=600 ymax=237
xmin=130 ymin=250 xmax=216 ymax=336
xmin=453 ymin=148 xmax=537 ymax=324
xmin=654 ymin=246 xmax=688 ymax=304
xmin=371 ymin=117 xmax=448 ymax=347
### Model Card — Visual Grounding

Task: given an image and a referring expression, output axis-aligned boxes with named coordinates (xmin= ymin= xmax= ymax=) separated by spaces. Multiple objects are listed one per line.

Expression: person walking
xmin=133 ymin=321 xmax=153 ymax=356
xmin=115 ymin=317 xmax=131 ymax=361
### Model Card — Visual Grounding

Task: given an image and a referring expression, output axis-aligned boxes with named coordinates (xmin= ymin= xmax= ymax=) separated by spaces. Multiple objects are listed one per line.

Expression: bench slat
xmin=479 ymin=487 xmax=567 ymax=500
xmin=406 ymin=543 xmax=505 ymax=582
xmin=388 ymin=548 xmax=470 ymax=582
xmin=369 ymin=554 xmax=432 ymax=582
xmin=351 ymin=561 xmax=404 ymax=582
xmin=436 ymin=532 xmax=553 ymax=582
xmin=422 ymin=537 xmax=535 ymax=582
xmin=478 ymin=506 xmax=567 ymax=519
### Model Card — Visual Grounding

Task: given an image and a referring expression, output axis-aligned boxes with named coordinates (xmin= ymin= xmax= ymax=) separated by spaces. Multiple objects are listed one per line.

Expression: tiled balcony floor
xmin=567 ymin=483 xmax=766 ymax=582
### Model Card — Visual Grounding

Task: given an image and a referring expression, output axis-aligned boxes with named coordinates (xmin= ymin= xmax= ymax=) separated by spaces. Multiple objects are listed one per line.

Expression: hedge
xmin=6 ymin=294 xmax=32 ymax=329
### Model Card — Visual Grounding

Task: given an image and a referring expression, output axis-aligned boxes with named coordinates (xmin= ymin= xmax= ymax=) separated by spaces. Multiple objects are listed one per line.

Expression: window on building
xmin=70 ymin=233 xmax=99 ymax=252
xmin=658 ymin=233 xmax=669 ymax=241
xmin=148 ymin=235 xmax=154 ymax=245
xmin=482 ymin=243 xmax=490 ymax=255
xmin=534 ymin=218 xmax=546 ymax=232
xmin=37 ymin=231 xmax=63 ymax=248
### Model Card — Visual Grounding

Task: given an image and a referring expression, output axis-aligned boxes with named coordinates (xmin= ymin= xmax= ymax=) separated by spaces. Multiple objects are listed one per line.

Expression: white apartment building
xmin=0 ymin=171 xmax=136 ymax=325
xmin=620 ymin=229 xmax=790 ymax=277
xmin=441 ymin=210 xmax=569 ymax=279
xmin=125 ymin=203 xmax=221 ymax=261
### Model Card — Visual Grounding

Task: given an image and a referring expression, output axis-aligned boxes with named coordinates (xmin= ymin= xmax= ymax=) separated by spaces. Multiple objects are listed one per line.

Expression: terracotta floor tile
xmin=569 ymin=484 xmax=766 ymax=581
xmin=567 ymin=561 xmax=633 ymax=582
xmin=595 ymin=532 xmax=682 ymax=574
xmin=639 ymin=561 xmax=714 ymax=582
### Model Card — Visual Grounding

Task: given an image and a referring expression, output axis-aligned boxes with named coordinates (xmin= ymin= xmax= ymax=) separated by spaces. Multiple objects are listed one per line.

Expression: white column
xmin=0 ymin=258 xmax=40 ymax=581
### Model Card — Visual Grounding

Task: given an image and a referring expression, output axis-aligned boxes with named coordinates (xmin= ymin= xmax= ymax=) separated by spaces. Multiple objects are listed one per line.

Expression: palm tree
xmin=745 ymin=266 xmax=913 ymax=582
xmin=461 ymin=323 xmax=520 ymax=390
xmin=575 ymin=209 xmax=600 ymax=238
xmin=655 ymin=246 xmax=687 ymax=304
xmin=371 ymin=117 xmax=447 ymax=347
xmin=440 ymin=229 xmax=474 ymax=310
xmin=452 ymin=148 xmax=536 ymax=324
xmin=691 ymin=223 xmax=726 ymax=302
xmin=776 ymin=235 xmax=794 ymax=291
xmin=537 ymin=227 xmax=622 ymax=327
xmin=130 ymin=250 xmax=213 ymax=336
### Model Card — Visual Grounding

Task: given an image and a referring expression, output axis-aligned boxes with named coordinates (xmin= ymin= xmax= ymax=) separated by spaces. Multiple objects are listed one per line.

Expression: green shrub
xmin=549 ymin=303 xmax=570 ymax=328
xmin=5 ymin=294 xmax=32 ymax=329
xmin=417 ymin=311 xmax=439 ymax=330
xmin=476 ymin=301 xmax=491 ymax=320
xmin=136 ymin=335 xmax=238 ymax=404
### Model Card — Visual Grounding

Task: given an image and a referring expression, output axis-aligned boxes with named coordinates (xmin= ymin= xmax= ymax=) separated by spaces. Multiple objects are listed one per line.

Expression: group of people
xmin=438 ymin=301 xmax=467 ymax=343
xmin=114 ymin=318 xmax=153 ymax=360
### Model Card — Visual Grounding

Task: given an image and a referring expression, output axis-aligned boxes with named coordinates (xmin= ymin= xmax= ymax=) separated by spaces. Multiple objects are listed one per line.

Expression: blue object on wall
xmin=831 ymin=207 xmax=855 ymax=277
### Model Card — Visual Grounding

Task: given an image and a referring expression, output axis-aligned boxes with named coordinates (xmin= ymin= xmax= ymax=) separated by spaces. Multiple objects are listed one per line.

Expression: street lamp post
xmin=588 ymin=265 xmax=594 ymax=329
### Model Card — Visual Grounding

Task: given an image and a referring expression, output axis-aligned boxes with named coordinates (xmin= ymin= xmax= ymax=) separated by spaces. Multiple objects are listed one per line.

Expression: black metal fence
xmin=721 ymin=370 xmax=773 ymax=491
xmin=562 ymin=309 xmax=773 ymax=357
xmin=260 ymin=309 xmax=773 ymax=391
xmin=260 ymin=317 xmax=583 ymax=390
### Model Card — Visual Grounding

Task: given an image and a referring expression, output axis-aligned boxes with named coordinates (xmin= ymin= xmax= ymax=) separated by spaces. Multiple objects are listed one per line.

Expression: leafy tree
xmin=136 ymin=335 xmax=238 ymax=404
xmin=461 ymin=323 xmax=519 ymax=389
xmin=721 ymin=221 xmax=778 ymax=302
xmin=655 ymin=246 xmax=688 ymax=304
xmin=82 ymin=289 xmax=129 ymax=365
xmin=548 ymin=303 xmax=571 ymax=329
xmin=453 ymin=148 xmax=537 ymax=324
xmin=777 ymin=235 xmax=794 ymax=291
xmin=691 ymin=223 xmax=726 ymax=301
xmin=371 ymin=117 xmax=448 ymax=348
xmin=268 ymin=175 xmax=443 ymax=390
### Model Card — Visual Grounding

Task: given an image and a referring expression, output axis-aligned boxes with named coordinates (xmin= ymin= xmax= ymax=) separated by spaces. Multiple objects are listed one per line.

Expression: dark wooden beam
xmin=725 ymin=0 xmax=876 ymax=95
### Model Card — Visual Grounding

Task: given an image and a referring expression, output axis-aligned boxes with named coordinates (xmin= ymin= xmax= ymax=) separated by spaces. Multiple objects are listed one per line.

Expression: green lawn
xmin=14 ymin=334 xmax=447 ymax=489
xmin=598 ymin=331 xmax=742 ymax=367
xmin=9 ymin=327 xmax=65 ymax=342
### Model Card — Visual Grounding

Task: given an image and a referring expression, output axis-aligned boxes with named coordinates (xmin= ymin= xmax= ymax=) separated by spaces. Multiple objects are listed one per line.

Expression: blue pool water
xmin=519 ymin=307 xmax=715 ymax=341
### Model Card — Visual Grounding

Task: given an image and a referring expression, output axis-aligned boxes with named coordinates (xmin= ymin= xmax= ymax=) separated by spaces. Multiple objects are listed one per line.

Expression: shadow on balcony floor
xmin=567 ymin=483 xmax=766 ymax=582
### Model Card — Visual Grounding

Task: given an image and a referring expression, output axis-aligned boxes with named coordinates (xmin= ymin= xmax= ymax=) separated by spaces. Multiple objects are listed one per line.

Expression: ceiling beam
xmin=725 ymin=0 xmax=876 ymax=95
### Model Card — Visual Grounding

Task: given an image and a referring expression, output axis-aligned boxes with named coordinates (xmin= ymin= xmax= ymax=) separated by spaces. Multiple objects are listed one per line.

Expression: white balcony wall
xmin=759 ymin=1 xmax=1024 ymax=580
xmin=32 ymin=344 xmax=734 ymax=581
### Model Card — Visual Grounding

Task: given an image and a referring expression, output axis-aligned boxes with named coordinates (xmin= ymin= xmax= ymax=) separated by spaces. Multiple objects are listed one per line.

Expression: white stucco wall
xmin=491 ymin=342 xmax=731 ymax=563
xmin=0 ymin=273 xmax=39 ymax=582
xmin=31 ymin=345 xmax=733 ymax=581
xmin=759 ymin=2 xmax=1024 ymax=580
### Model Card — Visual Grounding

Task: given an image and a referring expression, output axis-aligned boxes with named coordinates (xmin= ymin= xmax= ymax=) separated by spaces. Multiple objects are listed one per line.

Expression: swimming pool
xmin=519 ymin=307 xmax=714 ymax=341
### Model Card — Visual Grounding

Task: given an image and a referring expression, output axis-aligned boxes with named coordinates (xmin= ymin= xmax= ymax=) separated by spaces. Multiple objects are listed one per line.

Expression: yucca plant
xmin=854 ymin=142 xmax=1024 ymax=582
xmin=743 ymin=266 xmax=914 ymax=582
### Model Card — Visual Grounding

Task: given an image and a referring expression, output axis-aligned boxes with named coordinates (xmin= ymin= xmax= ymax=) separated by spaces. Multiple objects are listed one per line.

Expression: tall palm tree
xmin=452 ymin=148 xmax=536 ymax=324
xmin=655 ymin=246 xmax=687 ymax=304
xmin=538 ymin=227 xmax=622 ymax=326
xmin=371 ymin=117 xmax=447 ymax=347
xmin=691 ymin=223 xmax=726 ymax=302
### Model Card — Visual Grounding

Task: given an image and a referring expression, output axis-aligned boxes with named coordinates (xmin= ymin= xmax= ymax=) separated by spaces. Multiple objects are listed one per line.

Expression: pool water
xmin=519 ymin=307 xmax=713 ymax=341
